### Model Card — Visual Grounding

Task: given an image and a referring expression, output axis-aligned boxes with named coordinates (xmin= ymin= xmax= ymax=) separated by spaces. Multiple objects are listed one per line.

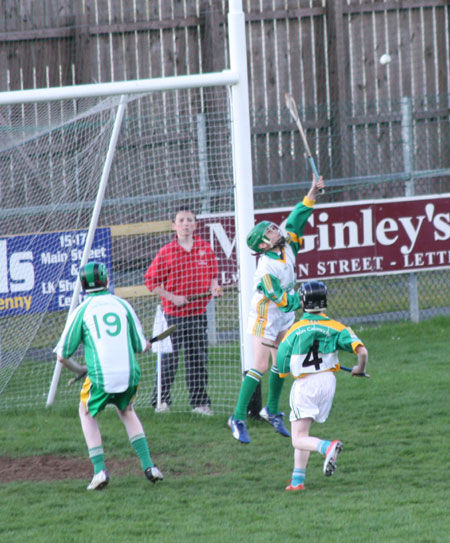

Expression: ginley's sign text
xmin=198 ymin=194 xmax=450 ymax=281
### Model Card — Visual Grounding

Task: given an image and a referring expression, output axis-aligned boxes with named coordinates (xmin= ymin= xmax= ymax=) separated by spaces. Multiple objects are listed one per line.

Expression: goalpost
xmin=0 ymin=0 xmax=255 ymax=412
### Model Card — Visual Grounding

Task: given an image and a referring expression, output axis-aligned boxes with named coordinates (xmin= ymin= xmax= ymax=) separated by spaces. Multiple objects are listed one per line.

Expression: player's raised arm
xmin=306 ymin=175 xmax=325 ymax=201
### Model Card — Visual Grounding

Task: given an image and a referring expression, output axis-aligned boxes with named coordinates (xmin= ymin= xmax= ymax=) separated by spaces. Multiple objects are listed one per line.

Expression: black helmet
xmin=300 ymin=281 xmax=327 ymax=312
xmin=79 ymin=261 xmax=108 ymax=292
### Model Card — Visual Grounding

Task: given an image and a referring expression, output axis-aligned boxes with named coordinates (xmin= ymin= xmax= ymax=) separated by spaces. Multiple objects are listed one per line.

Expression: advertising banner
xmin=0 ymin=228 xmax=112 ymax=316
xmin=196 ymin=194 xmax=450 ymax=283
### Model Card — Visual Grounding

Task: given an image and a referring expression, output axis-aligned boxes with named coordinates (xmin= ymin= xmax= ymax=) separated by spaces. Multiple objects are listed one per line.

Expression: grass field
xmin=1 ymin=317 xmax=449 ymax=543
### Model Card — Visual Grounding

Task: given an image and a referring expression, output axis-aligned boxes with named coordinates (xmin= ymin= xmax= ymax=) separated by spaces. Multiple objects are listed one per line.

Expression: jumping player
xmin=228 ymin=174 xmax=325 ymax=444
xmin=274 ymin=281 xmax=368 ymax=490
xmin=55 ymin=261 xmax=163 ymax=490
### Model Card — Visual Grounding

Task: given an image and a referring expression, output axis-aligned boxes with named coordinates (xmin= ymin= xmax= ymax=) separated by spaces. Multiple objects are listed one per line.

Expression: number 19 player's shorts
xmin=81 ymin=377 xmax=138 ymax=417
xmin=289 ymin=371 xmax=336 ymax=423
xmin=247 ymin=294 xmax=295 ymax=341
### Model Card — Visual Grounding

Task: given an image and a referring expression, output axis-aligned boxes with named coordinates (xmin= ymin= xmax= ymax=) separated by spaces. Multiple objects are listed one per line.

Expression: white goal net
xmin=0 ymin=87 xmax=244 ymax=413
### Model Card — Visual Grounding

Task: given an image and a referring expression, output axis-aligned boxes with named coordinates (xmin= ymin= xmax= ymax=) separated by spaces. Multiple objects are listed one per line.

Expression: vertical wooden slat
xmin=75 ymin=11 xmax=91 ymax=84
xmin=135 ymin=0 xmax=150 ymax=79
xmin=409 ymin=7 xmax=425 ymax=99
xmin=312 ymin=8 xmax=328 ymax=181
xmin=281 ymin=0 xmax=298 ymax=187
xmin=422 ymin=6 xmax=436 ymax=96
xmin=434 ymin=5 xmax=450 ymax=172
xmin=265 ymin=2 xmax=281 ymax=190
xmin=328 ymin=1 xmax=348 ymax=178
xmin=94 ymin=0 xmax=112 ymax=82
xmin=247 ymin=4 xmax=269 ymax=195
xmin=380 ymin=8 xmax=395 ymax=102
xmin=0 ymin=0 xmax=9 ymax=91
xmin=434 ymin=5 xmax=449 ymax=96
xmin=422 ymin=7 xmax=436 ymax=170
xmin=107 ymin=0 xmax=124 ymax=82
xmin=363 ymin=9 xmax=378 ymax=178
xmin=200 ymin=1 xmax=223 ymax=73
xmin=398 ymin=7 xmax=411 ymax=98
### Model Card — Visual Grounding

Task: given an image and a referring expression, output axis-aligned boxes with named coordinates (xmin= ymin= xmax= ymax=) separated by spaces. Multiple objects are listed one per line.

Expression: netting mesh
xmin=0 ymin=88 xmax=241 ymax=411
xmin=0 ymin=96 xmax=119 ymax=408
xmin=1 ymin=85 xmax=448 ymax=411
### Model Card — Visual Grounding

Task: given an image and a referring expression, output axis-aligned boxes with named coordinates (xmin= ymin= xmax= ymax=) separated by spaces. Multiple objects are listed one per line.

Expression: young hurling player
xmin=55 ymin=261 xmax=163 ymax=490
xmin=228 ymin=175 xmax=325 ymax=444
xmin=273 ymin=281 xmax=368 ymax=490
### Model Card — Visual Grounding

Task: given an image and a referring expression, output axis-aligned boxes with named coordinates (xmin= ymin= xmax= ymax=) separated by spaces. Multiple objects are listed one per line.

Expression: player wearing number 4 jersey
xmin=261 ymin=280 xmax=368 ymax=490
xmin=55 ymin=262 xmax=163 ymax=490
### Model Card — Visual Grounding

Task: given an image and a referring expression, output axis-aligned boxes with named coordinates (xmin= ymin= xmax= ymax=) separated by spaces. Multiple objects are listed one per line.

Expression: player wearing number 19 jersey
xmin=273 ymin=281 xmax=368 ymax=491
xmin=55 ymin=262 xmax=163 ymax=490
xmin=56 ymin=285 xmax=147 ymax=396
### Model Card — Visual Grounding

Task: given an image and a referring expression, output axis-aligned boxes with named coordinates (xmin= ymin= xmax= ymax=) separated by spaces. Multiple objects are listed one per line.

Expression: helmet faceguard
xmin=300 ymin=281 xmax=327 ymax=312
xmin=79 ymin=261 xmax=109 ymax=292
xmin=246 ymin=221 xmax=285 ymax=253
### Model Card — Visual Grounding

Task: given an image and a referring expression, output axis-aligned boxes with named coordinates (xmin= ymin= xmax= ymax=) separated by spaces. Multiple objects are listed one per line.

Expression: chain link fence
xmin=250 ymin=95 xmax=450 ymax=325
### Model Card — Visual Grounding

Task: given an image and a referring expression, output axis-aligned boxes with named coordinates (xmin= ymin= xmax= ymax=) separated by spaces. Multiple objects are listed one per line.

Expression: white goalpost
xmin=0 ymin=0 xmax=256 ymax=412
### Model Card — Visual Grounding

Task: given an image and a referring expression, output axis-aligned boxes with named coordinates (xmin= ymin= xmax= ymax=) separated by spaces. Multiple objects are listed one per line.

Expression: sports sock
xmin=291 ymin=467 xmax=305 ymax=486
xmin=234 ymin=369 xmax=263 ymax=421
xmin=89 ymin=446 xmax=106 ymax=474
xmin=266 ymin=366 xmax=284 ymax=415
xmin=130 ymin=433 xmax=154 ymax=470
xmin=317 ymin=440 xmax=331 ymax=456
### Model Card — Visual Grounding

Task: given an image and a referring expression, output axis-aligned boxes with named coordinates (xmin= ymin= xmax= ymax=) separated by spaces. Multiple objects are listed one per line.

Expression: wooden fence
xmin=1 ymin=0 xmax=449 ymax=202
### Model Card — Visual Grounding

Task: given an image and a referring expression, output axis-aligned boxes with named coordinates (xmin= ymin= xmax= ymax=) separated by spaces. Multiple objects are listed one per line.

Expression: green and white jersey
xmin=277 ymin=312 xmax=364 ymax=378
xmin=54 ymin=290 xmax=147 ymax=393
xmin=250 ymin=197 xmax=316 ymax=312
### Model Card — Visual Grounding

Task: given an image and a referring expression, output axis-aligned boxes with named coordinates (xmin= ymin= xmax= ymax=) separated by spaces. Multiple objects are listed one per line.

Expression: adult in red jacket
xmin=144 ymin=209 xmax=222 ymax=415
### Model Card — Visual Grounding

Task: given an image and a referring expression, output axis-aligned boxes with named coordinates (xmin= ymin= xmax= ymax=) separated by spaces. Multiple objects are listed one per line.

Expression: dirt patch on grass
xmin=0 ymin=455 xmax=140 ymax=483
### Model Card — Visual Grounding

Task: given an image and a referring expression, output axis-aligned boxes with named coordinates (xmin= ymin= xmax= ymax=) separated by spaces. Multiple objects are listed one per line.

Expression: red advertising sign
xmin=197 ymin=194 xmax=450 ymax=282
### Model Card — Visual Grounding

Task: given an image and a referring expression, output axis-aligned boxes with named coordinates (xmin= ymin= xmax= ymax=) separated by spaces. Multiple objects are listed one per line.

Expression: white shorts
xmin=289 ymin=371 xmax=336 ymax=423
xmin=247 ymin=294 xmax=295 ymax=341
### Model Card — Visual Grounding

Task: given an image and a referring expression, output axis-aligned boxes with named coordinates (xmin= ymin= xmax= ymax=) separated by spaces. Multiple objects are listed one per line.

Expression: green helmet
xmin=247 ymin=221 xmax=279 ymax=253
xmin=246 ymin=221 xmax=273 ymax=252
xmin=79 ymin=261 xmax=108 ymax=292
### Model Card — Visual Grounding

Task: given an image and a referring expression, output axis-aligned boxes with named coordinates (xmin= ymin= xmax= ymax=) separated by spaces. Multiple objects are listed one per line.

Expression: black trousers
xmin=151 ymin=313 xmax=211 ymax=408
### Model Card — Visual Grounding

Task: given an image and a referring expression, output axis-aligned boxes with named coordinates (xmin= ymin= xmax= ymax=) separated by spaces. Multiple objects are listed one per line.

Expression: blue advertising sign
xmin=0 ymin=228 xmax=112 ymax=316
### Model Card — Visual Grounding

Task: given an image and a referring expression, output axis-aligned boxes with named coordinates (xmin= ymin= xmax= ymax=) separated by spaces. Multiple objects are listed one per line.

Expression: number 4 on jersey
xmin=302 ymin=340 xmax=323 ymax=370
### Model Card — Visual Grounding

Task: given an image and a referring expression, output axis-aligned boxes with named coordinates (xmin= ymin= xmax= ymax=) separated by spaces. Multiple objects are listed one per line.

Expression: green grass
xmin=1 ymin=317 xmax=449 ymax=543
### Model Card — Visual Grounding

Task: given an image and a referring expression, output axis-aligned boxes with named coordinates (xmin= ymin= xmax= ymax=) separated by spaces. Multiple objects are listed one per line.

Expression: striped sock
xmin=317 ymin=440 xmax=331 ymax=456
xmin=234 ymin=369 xmax=263 ymax=421
xmin=130 ymin=434 xmax=154 ymax=471
xmin=89 ymin=446 xmax=106 ymax=474
xmin=266 ymin=366 xmax=284 ymax=415
xmin=291 ymin=468 xmax=305 ymax=487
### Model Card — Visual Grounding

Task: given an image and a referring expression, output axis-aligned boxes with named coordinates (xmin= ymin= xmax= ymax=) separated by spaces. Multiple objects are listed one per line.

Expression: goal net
xmin=0 ymin=87 xmax=243 ymax=413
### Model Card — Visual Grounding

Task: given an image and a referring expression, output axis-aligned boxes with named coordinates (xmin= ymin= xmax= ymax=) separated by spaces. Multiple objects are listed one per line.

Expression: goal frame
xmin=0 ymin=0 xmax=256 ymax=407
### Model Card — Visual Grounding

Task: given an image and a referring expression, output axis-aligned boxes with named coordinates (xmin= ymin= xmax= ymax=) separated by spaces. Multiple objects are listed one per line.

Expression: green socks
xmin=234 ymin=366 xmax=285 ymax=420
xmin=234 ymin=369 xmax=263 ymax=421
xmin=266 ymin=366 xmax=284 ymax=415
xmin=89 ymin=446 xmax=106 ymax=474
xmin=89 ymin=437 xmax=154 ymax=475
xmin=130 ymin=434 xmax=154 ymax=471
